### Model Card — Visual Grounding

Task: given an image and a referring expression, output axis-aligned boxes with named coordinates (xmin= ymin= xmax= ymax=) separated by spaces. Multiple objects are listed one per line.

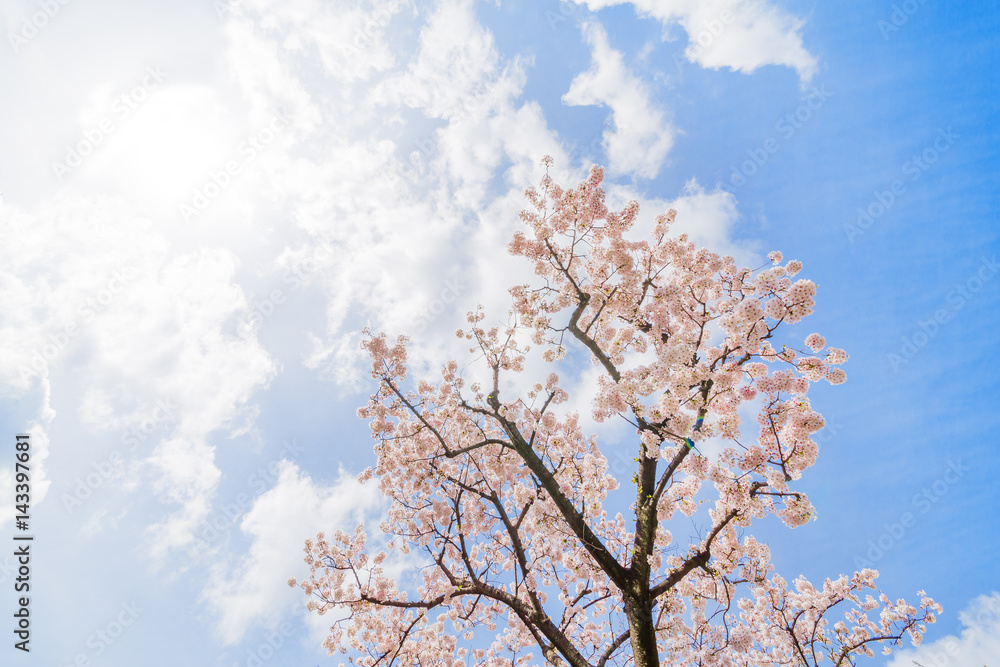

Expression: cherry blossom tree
xmin=290 ymin=157 xmax=939 ymax=666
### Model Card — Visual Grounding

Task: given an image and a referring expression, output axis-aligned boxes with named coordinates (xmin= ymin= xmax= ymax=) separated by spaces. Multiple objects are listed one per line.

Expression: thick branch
xmin=487 ymin=391 xmax=630 ymax=594
xmin=649 ymin=505 xmax=741 ymax=599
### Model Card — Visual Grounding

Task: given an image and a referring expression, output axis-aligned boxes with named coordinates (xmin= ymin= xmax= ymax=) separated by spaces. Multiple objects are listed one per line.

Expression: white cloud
xmin=0 ymin=1 xmax=832 ymax=665
xmin=209 ymin=0 xmax=755 ymax=625
xmin=80 ymin=247 xmax=279 ymax=558
xmin=586 ymin=175 xmax=753 ymax=263
xmin=0 ymin=195 xmax=278 ymax=555
xmin=570 ymin=0 xmax=817 ymax=82
xmin=372 ymin=0 xmax=541 ymax=207
xmin=144 ymin=438 xmax=221 ymax=558
xmin=374 ymin=0 xmax=521 ymax=121
xmin=222 ymin=12 xmax=324 ymax=132
xmin=885 ymin=592 xmax=1000 ymax=667
xmin=563 ymin=22 xmax=674 ymax=179
xmin=201 ymin=461 xmax=385 ymax=644
xmin=235 ymin=0 xmax=403 ymax=84
xmin=74 ymin=83 xmax=242 ymax=204
xmin=217 ymin=0 xmax=573 ymax=389
xmin=663 ymin=179 xmax=752 ymax=262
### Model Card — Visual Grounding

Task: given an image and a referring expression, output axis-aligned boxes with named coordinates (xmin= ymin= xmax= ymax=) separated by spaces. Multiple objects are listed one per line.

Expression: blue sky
xmin=0 ymin=0 xmax=997 ymax=665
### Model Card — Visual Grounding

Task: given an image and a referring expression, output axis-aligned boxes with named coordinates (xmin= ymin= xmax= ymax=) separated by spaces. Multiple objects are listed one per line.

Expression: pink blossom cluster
xmin=291 ymin=158 xmax=937 ymax=666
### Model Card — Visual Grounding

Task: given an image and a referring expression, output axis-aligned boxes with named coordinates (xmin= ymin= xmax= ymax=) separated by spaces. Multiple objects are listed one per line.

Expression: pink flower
xmin=826 ymin=368 xmax=847 ymax=384
xmin=825 ymin=347 xmax=849 ymax=364
xmin=805 ymin=333 xmax=826 ymax=352
xmin=291 ymin=159 xmax=934 ymax=667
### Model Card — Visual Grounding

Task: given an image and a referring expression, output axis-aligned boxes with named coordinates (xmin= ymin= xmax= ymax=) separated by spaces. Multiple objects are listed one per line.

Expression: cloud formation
xmin=201 ymin=462 xmax=384 ymax=644
xmin=886 ymin=592 xmax=1000 ymax=667
xmin=569 ymin=0 xmax=817 ymax=81
xmin=563 ymin=22 xmax=674 ymax=179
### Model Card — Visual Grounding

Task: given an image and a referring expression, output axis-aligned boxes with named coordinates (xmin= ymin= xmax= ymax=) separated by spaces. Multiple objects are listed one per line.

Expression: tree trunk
xmin=625 ymin=594 xmax=659 ymax=667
